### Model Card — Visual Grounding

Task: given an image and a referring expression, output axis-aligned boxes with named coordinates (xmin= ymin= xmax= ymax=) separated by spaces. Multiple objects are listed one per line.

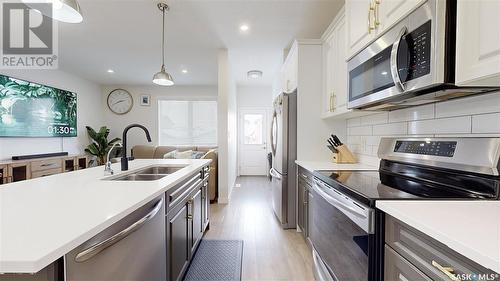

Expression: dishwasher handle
xmin=74 ymin=198 xmax=163 ymax=263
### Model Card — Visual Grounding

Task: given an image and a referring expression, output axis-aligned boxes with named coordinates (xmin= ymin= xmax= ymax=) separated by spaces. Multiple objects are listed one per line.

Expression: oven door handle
xmin=390 ymin=26 xmax=408 ymax=91
xmin=312 ymin=179 xmax=367 ymax=219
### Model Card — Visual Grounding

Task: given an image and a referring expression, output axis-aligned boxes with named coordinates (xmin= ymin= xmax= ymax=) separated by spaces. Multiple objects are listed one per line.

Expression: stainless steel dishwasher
xmin=65 ymin=195 xmax=166 ymax=281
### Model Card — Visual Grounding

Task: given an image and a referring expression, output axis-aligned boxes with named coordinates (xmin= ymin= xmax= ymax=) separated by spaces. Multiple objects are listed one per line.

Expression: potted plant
xmin=84 ymin=126 xmax=121 ymax=166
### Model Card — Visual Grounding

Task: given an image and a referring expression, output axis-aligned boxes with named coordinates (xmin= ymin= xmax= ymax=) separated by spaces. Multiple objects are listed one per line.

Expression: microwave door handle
xmin=390 ymin=26 xmax=408 ymax=91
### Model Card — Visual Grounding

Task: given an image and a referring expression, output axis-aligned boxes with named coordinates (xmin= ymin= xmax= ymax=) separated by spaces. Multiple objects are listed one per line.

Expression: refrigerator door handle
xmin=270 ymin=111 xmax=278 ymax=156
xmin=269 ymin=167 xmax=282 ymax=180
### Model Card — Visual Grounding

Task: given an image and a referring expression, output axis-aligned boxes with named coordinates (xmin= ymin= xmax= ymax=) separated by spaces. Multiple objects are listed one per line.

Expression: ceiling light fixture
xmin=23 ymin=0 xmax=83 ymax=23
xmin=181 ymin=69 xmax=188 ymax=74
xmin=247 ymin=70 xmax=263 ymax=79
xmin=240 ymin=24 xmax=249 ymax=32
xmin=153 ymin=3 xmax=174 ymax=86
xmin=107 ymin=69 xmax=114 ymax=73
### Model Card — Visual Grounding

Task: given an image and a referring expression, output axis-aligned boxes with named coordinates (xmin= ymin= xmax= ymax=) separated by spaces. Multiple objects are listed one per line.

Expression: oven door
xmin=309 ymin=178 xmax=374 ymax=281
xmin=348 ymin=0 xmax=448 ymax=110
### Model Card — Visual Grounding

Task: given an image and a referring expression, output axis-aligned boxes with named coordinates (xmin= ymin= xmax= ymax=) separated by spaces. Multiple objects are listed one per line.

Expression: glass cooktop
xmin=313 ymin=170 xmax=491 ymax=206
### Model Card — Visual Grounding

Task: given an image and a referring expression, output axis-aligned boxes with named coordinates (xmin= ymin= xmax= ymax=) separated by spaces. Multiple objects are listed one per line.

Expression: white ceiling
xmin=57 ymin=0 xmax=344 ymax=86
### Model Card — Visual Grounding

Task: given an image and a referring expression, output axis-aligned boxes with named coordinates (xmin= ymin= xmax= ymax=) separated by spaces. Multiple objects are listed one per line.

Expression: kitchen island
xmin=0 ymin=159 xmax=211 ymax=280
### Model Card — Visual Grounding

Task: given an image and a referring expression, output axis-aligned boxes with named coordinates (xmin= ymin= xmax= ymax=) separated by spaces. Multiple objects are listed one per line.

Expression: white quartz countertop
xmin=0 ymin=159 xmax=210 ymax=274
xmin=295 ymin=160 xmax=378 ymax=172
xmin=377 ymin=200 xmax=500 ymax=273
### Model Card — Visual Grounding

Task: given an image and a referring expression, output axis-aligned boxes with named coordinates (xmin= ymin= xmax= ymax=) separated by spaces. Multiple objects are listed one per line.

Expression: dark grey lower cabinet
xmin=167 ymin=203 xmax=190 ymax=281
xmin=384 ymin=215 xmax=497 ymax=281
xmin=297 ymin=167 xmax=312 ymax=239
xmin=190 ymin=185 xmax=203 ymax=255
xmin=166 ymin=166 xmax=210 ymax=281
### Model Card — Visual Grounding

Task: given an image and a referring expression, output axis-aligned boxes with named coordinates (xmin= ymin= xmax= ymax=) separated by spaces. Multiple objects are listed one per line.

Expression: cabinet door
xmin=190 ymin=186 xmax=203 ymax=255
xmin=385 ymin=245 xmax=432 ymax=281
xmin=456 ymin=0 xmax=500 ymax=86
xmin=283 ymin=45 xmax=298 ymax=92
xmin=167 ymin=203 xmax=190 ymax=281
xmin=297 ymin=178 xmax=305 ymax=232
xmin=202 ymin=181 xmax=209 ymax=228
xmin=323 ymin=32 xmax=335 ymax=114
xmin=333 ymin=15 xmax=348 ymax=110
xmin=377 ymin=0 xmax=424 ymax=33
xmin=346 ymin=0 xmax=375 ymax=58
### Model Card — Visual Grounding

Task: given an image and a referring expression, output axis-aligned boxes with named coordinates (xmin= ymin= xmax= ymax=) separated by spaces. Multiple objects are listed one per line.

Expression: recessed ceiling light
xmin=182 ymin=69 xmax=188 ymax=74
xmin=107 ymin=69 xmax=114 ymax=73
xmin=247 ymin=70 xmax=263 ymax=79
xmin=240 ymin=24 xmax=249 ymax=32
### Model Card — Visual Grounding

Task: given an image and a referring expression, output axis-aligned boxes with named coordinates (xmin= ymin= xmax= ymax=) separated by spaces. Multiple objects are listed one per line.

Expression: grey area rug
xmin=183 ymin=240 xmax=244 ymax=281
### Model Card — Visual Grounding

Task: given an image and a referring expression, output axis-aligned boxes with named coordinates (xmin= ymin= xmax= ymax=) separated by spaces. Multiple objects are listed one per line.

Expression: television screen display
xmin=0 ymin=74 xmax=77 ymax=137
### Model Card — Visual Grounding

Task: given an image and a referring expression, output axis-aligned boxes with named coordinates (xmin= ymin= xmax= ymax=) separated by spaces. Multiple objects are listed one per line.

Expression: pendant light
xmin=23 ymin=0 xmax=83 ymax=23
xmin=153 ymin=3 xmax=174 ymax=86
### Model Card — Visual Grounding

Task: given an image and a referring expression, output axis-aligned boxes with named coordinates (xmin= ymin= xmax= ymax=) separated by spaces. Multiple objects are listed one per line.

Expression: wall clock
xmin=107 ymin=89 xmax=133 ymax=115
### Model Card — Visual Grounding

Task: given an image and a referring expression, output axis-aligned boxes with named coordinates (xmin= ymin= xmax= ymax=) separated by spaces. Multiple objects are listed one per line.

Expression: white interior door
xmin=239 ymin=109 xmax=268 ymax=175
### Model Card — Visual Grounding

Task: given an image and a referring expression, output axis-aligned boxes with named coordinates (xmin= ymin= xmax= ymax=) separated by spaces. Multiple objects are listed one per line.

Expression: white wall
xmin=345 ymin=91 xmax=500 ymax=166
xmin=0 ymin=70 xmax=103 ymax=160
xmin=101 ymin=85 xmax=217 ymax=154
xmin=237 ymin=85 xmax=273 ymax=108
xmin=217 ymin=49 xmax=238 ymax=204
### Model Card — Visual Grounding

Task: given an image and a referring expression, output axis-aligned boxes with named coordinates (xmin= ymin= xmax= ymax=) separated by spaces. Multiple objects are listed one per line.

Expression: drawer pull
xmin=301 ymin=174 xmax=308 ymax=179
xmin=431 ymin=260 xmax=458 ymax=281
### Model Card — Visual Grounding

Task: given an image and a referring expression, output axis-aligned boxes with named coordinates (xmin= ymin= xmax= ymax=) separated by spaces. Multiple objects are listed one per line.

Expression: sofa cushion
xmin=153 ymin=146 xmax=195 ymax=158
xmin=196 ymin=146 xmax=217 ymax=153
xmin=131 ymin=145 xmax=155 ymax=159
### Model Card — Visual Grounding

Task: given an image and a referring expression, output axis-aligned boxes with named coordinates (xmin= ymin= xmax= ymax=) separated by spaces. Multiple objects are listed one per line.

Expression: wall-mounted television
xmin=0 ymin=74 xmax=77 ymax=137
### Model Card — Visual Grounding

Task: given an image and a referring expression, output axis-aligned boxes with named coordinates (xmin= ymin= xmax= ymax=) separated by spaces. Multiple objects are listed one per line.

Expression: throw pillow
xmin=163 ymin=150 xmax=177 ymax=159
xmin=175 ymin=150 xmax=194 ymax=159
xmin=192 ymin=151 xmax=205 ymax=159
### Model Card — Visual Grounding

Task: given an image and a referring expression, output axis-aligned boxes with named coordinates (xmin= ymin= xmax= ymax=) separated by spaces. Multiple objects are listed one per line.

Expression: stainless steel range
xmin=309 ymin=137 xmax=500 ymax=281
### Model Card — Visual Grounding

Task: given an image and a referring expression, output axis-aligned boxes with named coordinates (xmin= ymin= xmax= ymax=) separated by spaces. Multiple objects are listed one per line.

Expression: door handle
xmin=74 ymin=198 xmax=163 ymax=262
xmin=390 ymin=26 xmax=408 ymax=91
xmin=368 ymin=2 xmax=376 ymax=34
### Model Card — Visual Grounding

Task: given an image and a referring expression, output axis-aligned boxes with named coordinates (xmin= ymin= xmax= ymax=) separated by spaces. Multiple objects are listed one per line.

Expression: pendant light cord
xmin=161 ymin=7 xmax=165 ymax=67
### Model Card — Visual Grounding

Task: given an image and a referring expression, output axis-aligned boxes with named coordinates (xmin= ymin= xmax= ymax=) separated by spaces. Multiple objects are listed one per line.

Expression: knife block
xmin=332 ymin=144 xmax=357 ymax=164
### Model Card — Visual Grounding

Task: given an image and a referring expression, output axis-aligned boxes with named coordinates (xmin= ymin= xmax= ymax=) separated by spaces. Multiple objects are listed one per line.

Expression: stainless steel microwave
xmin=347 ymin=0 xmax=499 ymax=111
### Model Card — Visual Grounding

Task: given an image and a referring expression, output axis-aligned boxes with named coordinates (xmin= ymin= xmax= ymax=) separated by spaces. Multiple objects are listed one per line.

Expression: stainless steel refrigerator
xmin=269 ymin=91 xmax=297 ymax=229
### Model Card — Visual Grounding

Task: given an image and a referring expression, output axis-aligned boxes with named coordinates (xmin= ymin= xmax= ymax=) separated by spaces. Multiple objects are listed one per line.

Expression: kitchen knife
xmin=331 ymin=135 xmax=342 ymax=146
xmin=327 ymin=138 xmax=337 ymax=148
xmin=327 ymin=145 xmax=338 ymax=153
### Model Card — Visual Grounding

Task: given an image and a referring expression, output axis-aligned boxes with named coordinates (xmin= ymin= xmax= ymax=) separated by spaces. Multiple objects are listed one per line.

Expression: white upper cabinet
xmin=346 ymin=0 xmax=374 ymax=59
xmin=456 ymin=0 xmax=500 ymax=86
xmin=322 ymin=9 xmax=351 ymax=118
xmin=282 ymin=45 xmax=298 ymax=93
xmin=346 ymin=0 xmax=423 ymax=59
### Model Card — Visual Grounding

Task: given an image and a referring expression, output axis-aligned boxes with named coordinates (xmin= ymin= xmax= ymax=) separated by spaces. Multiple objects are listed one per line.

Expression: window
xmin=158 ymin=100 xmax=217 ymax=146
xmin=243 ymin=114 xmax=264 ymax=145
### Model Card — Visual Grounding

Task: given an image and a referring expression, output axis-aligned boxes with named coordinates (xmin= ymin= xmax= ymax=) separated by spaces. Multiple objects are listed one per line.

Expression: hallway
xmin=204 ymin=176 xmax=314 ymax=281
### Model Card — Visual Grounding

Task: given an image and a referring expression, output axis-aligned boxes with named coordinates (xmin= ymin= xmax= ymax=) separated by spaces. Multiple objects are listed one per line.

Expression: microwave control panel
xmin=394 ymin=140 xmax=457 ymax=157
xmin=398 ymin=20 xmax=432 ymax=82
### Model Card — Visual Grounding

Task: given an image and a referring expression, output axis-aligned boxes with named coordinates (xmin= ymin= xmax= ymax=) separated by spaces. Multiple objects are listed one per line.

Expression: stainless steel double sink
xmin=106 ymin=165 xmax=188 ymax=181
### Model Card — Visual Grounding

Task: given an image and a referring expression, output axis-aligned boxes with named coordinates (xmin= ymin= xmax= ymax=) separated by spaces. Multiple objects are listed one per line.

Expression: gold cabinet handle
xmin=374 ymin=0 xmax=380 ymax=27
xmin=368 ymin=2 xmax=375 ymax=34
xmin=431 ymin=260 xmax=458 ymax=281
xmin=329 ymin=93 xmax=333 ymax=112
xmin=187 ymin=214 xmax=193 ymax=220
xmin=331 ymin=92 xmax=335 ymax=111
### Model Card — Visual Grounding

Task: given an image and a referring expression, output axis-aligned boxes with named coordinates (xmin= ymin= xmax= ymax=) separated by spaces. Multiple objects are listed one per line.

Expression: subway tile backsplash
xmin=346 ymin=91 xmax=500 ymax=166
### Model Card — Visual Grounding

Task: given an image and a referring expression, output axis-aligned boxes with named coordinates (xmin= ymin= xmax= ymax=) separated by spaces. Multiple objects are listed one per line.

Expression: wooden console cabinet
xmin=0 ymin=155 xmax=89 ymax=185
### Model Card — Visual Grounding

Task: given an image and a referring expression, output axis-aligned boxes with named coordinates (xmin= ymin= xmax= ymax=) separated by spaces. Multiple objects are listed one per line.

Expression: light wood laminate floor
xmin=204 ymin=176 xmax=315 ymax=281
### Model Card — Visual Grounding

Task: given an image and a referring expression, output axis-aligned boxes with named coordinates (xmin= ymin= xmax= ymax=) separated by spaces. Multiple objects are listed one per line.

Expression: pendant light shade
xmin=23 ymin=0 xmax=83 ymax=23
xmin=153 ymin=65 xmax=174 ymax=86
xmin=153 ymin=3 xmax=174 ymax=86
